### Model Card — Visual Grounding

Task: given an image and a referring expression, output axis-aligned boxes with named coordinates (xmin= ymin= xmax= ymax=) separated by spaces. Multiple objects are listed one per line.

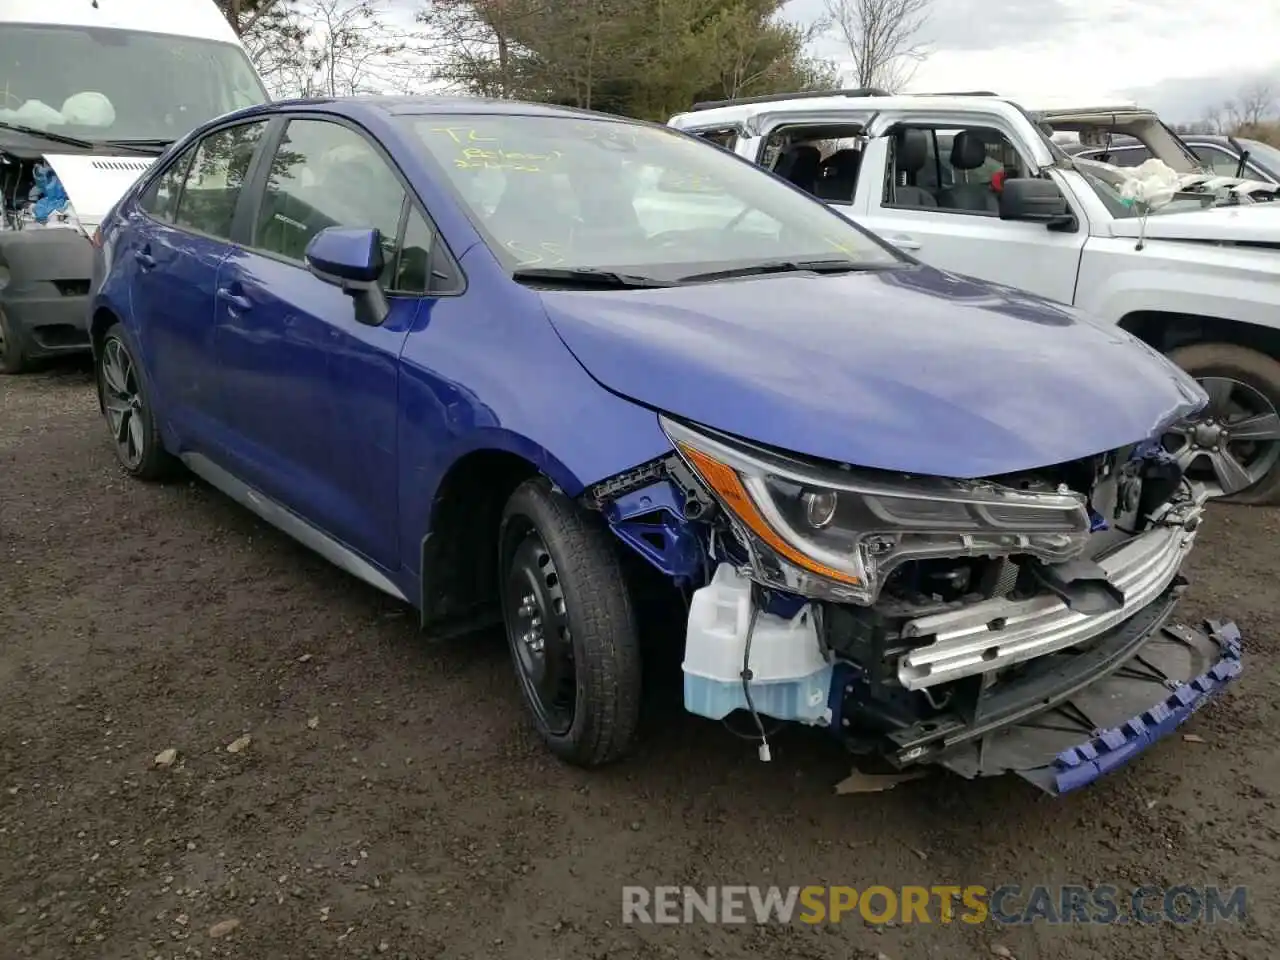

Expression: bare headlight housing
xmin=662 ymin=416 xmax=1092 ymax=605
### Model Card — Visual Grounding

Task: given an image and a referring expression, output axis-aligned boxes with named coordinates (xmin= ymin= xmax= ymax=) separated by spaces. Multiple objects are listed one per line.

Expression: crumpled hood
xmin=1108 ymin=198 xmax=1280 ymax=245
xmin=41 ymin=152 xmax=157 ymax=228
xmin=538 ymin=266 xmax=1206 ymax=478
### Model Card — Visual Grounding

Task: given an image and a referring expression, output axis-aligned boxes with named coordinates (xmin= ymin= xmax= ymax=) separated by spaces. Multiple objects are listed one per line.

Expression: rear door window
xmin=139 ymin=143 xmax=199 ymax=223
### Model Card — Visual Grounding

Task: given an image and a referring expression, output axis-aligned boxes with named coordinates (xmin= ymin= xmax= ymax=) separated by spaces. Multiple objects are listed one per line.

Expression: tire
xmin=96 ymin=322 xmax=177 ymax=482
xmin=0 ymin=305 xmax=32 ymax=375
xmin=1167 ymin=342 xmax=1280 ymax=506
xmin=498 ymin=476 xmax=642 ymax=767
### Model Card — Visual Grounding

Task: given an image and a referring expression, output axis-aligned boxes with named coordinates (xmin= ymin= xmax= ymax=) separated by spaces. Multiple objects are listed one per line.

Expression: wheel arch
xmin=417 ymin=435 xmax=585 ymax=633
xmin=1117 ymin=310 xmax=1280 ymax=360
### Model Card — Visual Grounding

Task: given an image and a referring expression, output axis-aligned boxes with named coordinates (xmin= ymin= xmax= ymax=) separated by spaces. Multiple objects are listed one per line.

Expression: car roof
xmin=225 ymin=94 xmax=643 ymax=125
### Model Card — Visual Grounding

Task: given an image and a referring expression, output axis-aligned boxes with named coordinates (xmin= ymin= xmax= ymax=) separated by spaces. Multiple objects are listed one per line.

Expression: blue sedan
xmin=89 ymin=96 xmax=1243 ymax=792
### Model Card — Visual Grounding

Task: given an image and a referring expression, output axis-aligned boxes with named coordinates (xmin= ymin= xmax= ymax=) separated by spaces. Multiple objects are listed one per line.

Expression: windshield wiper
xmin=98 ymin=138 xmax=174 ymax=155
xmin=678 ymin=258 xmax=901 ymax=283
xmin=0 ymin=121 xmax=94 ymax=149
xmin=512 ymin=267 xmax=675 ymax=288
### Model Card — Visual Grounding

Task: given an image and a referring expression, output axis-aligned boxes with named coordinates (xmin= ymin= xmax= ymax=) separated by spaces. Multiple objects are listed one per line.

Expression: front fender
xmin=1077 ymin=235 xmax=1280 ymax=329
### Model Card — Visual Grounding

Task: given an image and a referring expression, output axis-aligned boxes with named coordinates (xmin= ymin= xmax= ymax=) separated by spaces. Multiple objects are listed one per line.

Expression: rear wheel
xmin=0 ymin=306 xmax=32 ymax=375
xmin=1166 ymin=342 xmax=1280 ymax=506
xmin=499 ymin=477 xmax=642 ymax=767
xmin=96 ymin=323 xmax=176 ymax=481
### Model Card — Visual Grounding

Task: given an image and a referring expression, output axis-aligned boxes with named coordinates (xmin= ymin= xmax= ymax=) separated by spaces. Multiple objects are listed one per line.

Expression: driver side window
xmin=883 ymin=124 xmax=1024 ymax=216
xmin=250 ymin=118 xmax=405 ymax=288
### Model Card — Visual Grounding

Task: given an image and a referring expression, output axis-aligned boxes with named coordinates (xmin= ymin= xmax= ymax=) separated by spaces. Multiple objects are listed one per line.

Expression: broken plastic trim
xmin=1038 ymin=620 xmax=1242 ymax=795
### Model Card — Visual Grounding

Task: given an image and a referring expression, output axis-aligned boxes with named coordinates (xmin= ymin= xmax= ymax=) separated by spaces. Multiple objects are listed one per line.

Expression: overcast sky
xmin=385 ymin=0 xmax=1278 ymax=121
xmin=786 ymin=0 xmax=1280 ymax=121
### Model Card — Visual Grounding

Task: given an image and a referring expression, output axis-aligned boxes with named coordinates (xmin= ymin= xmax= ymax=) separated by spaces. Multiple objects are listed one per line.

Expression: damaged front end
xmin=583 ymin=415 xmax=1244 ymax=795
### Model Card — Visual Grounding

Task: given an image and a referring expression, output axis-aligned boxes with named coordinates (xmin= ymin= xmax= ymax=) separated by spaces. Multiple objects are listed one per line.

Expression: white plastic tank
xmin=682 ymin=564 xmax=833 ymax=725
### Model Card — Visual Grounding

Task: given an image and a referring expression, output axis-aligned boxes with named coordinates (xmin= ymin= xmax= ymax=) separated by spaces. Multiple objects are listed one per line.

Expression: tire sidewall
xmin=97 ymin=322 xmax=167 ymax=478
xmin=498 ymin=494 xmax=596 ymax=754
xmin=0 ymin=305 xmax=29 ymax=375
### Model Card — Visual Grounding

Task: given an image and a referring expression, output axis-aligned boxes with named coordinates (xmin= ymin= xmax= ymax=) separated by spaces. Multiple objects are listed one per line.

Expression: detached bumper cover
xmin=1040 ymin=620 xmax=1242 ymax=795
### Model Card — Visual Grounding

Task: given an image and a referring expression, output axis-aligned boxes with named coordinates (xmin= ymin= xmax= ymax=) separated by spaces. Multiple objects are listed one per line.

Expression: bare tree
xmin=822 ymin=0 xmax=931 ymax=92
xmin=272 ymin=0 xmax=434 ymax=98
xmin=1236 ymin=80 xmax=1277 ymax=128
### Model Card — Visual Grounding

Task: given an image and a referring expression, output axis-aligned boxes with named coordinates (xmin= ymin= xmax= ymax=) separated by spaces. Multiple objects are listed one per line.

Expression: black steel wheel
xmin=499 ymin=477 xmax=642 ymax=767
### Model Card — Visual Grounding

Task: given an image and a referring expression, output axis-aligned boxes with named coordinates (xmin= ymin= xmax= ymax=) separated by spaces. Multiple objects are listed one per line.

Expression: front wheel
xmin=1166 ymin=342 xmax=1280 ymax=506
xmin=96 ymin=323 xmax=176 ymax=481
xmin=499 ymin=477 xmax=642 ymax=767
xmin=0 ymin=306 xmax=32 ymax=375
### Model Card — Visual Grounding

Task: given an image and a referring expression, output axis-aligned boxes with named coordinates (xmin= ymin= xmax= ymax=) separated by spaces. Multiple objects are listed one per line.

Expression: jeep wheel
xmin=97 ymin=323 xmax=177 ymax=481
xmin=1166 ymin=342 xmax=1280 ymax=506
xmin=0 ymin=306 xmax=32 ymax=375
xmin=498 ymin=477 xmax=642 ymax=767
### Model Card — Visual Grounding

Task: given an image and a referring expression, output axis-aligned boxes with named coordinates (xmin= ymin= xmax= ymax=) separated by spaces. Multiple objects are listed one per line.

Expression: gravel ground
xmin=2 ymin=360 xmax=1278 ymax=960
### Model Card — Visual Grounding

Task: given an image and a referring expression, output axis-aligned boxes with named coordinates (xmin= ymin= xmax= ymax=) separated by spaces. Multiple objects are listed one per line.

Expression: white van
xmin=0 ymin=0 xmax=269 ymax=373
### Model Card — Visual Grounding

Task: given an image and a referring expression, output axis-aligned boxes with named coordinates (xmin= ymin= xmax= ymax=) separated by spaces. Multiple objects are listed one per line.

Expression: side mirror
xmin=304 ymin=226 xmax=390 ymax=326
xmin=998 ymin=177 xmax=1075 ymax=230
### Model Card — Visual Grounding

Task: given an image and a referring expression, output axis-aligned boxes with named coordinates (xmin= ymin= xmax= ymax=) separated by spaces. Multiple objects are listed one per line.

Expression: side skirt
xmin=180 ymin=451 xmax=409 ymax=604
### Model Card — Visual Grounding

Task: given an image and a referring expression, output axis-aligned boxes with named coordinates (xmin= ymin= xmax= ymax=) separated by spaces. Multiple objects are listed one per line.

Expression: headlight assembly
xmin=661 ymin=416 xmax=1092 ymax=605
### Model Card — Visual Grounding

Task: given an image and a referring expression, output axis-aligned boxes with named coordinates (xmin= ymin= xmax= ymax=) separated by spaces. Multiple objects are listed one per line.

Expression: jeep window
xmin=406 ymin=114 xmax=902 ymax=279
xmin=884 ymin=125 xmax=1025 ymax=216
xmin=0 ymin=25 xmax=268 ymax=143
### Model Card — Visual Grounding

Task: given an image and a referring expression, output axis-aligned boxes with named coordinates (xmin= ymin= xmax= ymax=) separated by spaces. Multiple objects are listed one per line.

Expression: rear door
xmin=213 ymin=114 xmax=428 ymax=570
xmin=125 ymin=119 xmax=270 ymax=445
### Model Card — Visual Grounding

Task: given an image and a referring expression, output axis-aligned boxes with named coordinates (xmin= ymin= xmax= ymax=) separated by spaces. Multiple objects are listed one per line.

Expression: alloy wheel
xmin=1166 ymin=376 xmax=1280 ymax=497
xmin=503 ymin=521 xmax=577 ymax=737
xmin=100 ymin=337 xmax=146 ymax=470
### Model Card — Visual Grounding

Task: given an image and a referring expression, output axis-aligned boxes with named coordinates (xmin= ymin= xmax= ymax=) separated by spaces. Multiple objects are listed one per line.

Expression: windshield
xmin=0 ymin=25 xmax=267 ymax=143
xmin=1072 ymin=156 xmax=1218 ymax=219
xmin=1237 ymin=138 xmax=1280 ymax=175
xmin=404 ymin=113 xmax=903 ymax=279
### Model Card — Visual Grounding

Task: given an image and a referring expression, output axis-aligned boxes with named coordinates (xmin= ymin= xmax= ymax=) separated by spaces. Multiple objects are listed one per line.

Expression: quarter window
xmin=394 ymin=208 xmax=434 ymax=293
xmin=252 ymin=118 xmax=405 ymax=288
xmin=139 ymin=144 xmax=198 ymax=222
xmin=173 ymin=121 xmax=268 ymax=240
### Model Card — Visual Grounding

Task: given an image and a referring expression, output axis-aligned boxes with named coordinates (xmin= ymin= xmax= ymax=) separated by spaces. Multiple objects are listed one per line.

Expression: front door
xmin=215 ymin=115 xmax=421 ymax=571
xmin=854 ymin=124 xmax=1087 ymax=306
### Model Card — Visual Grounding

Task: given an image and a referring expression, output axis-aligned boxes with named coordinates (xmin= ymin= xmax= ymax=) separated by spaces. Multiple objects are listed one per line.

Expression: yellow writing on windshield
xmin=823 ymin=236 xmax=860 ymax=258
xmin=453 ymin=146 xmax=563 ymax=173
xmin=429 ymin=127 xmax=498 ymax=144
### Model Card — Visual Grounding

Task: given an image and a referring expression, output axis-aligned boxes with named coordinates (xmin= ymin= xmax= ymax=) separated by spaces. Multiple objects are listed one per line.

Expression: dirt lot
xmin=1 ymin=361 xmax=1277 ymax=960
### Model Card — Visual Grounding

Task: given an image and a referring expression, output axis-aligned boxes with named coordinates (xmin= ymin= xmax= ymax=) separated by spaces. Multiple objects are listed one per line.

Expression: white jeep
xmin=668 ymin=91 xmax=1280 ymax=505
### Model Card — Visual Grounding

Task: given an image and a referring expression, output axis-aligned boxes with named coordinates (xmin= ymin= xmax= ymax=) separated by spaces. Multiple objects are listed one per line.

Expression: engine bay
xmin=1 ymin=153 xmax=77 ymax=231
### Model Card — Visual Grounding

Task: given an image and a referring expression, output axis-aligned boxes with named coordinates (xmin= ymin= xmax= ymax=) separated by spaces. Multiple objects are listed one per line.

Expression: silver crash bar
xmin=897 ymin=491 xmax=1206 ymax=691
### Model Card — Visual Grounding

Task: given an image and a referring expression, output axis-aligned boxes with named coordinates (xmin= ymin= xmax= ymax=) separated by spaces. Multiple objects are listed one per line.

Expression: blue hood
xmin=537 ymin=266 xmax=1206 ymax=477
